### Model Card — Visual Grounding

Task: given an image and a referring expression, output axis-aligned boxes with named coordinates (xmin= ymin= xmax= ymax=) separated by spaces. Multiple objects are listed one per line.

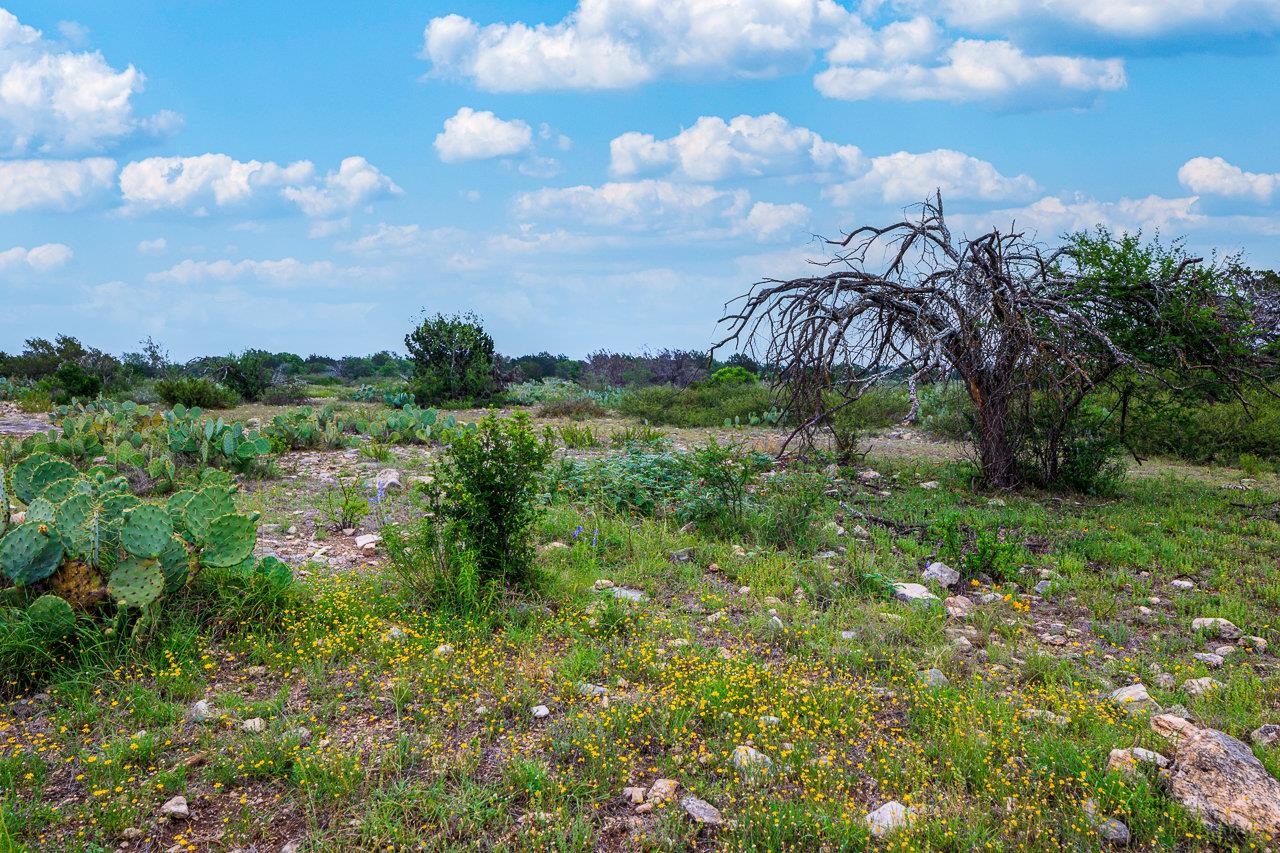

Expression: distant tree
xmin=404 ymin=312 xmax=496 ymax=405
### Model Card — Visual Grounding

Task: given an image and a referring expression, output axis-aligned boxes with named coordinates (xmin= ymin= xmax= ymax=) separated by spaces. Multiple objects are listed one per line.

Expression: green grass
xmin=2 ymin=425 xmax=1278 ymax=850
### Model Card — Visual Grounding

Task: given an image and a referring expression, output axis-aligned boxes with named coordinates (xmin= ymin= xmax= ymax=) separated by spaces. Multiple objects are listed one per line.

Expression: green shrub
xmin=53 ymin=361 xmax=102 ymax=401
xmin=558 ymin=424 xmax=600 ymax=449
xmin=752 ymin=471 xmax=825 ymax=551
xmin=539 ymin=398 xmax=606 ymax=420
xmin=410 ymin=412 xmax=552 ymax=599
xmin=404 ymin=312 xmax=495 ymax=406
xmin=260 ymin=380 xmax=309 ymax=406
xmin=708 ymin=366 xmax=758 ymax=386
xmin=155 ymin=377 xmax=238 ymax=409
xmin=617 ymin=383 xmax=774 ymax=427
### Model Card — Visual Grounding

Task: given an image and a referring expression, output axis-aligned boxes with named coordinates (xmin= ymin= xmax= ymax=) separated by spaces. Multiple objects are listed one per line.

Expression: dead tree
xmin=713 ymin=193 xmax=1263 ymax=489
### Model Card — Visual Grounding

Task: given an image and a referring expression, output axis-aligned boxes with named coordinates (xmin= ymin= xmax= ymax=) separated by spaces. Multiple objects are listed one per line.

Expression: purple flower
xmin=571 ymin=524 xmax=584 ymax=541
xmin=591 ymin=528 xmax=599 ymax=548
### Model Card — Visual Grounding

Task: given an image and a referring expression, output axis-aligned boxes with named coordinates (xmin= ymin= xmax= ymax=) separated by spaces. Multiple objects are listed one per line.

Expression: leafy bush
xmin=155 ymin=377 xmax=238 ymax=409
xmin=316 ymin=478 xmax=370 ymax=530
xmin=53 ymin=361 xmax=102 ymax=401
xmin=260 ymin=379 xmax=309 ymax=406
xmin=752 ymin=472 xmax=826 ymax=551
xmin=708 ymin=366 xmax=758 ymax=386
xmin=558 ymin=424 xmax=600 ymax=449
xmin=1119 ymin=384 xmax=1280 ymax=464
xmin=539 ymin=398 xmax=606 ymax=420
xmin=609 ymin=424 xmax=667 ymax=449
xmin=1018 ymin=400 xmax=1126 ymax=495
xmin=617 ymin=383 xmax=774 ymax=427
xmin=410 ymin=412 xmax=552 ymax=598
xmin=404 ymin=312 xmax=496 ymax=406
xmin=676 ymin=439 xmax=767 ymax=532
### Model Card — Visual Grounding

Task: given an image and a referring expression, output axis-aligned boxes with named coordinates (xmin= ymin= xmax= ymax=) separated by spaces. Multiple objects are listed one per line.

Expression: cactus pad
xmin=24 ymin=497 xmax=57 ymax=525
xmin=0 ymin=522 xmax=65 ymax=585
xmin=200 ymin=513 xmax=256 ymax=568
xmin=30 ymin=458 xmax=78 ymax=500
xmin=108 ymin=557 xmax=165 ymax=608
xmin=54 ymin=493 xmax=99 ymax=563
xmin=121 ymin=505 xmax=173 ymax=559
xmin=158 ymin=535 xmax=190 ymax=593
xmin=49 ymin=560 xmax=107 ymax=609
xmin=26 ymin=595 xmax=75 ymax=641
xmin=183 ymin=487 xmax=236 ymax=545
xmin=256 ymin=555 xmax=292 ymax=585
xmin=11 ymin=453 xmax=55 ymax=504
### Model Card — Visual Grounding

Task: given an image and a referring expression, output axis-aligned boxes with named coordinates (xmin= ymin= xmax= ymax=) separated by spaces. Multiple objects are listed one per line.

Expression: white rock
xmin=240 ymin=717 xmax=267 ymax=733
xmin=922 ymin=561 xmax=959 ymax=588
xmin=375 ymin=469 xmax=402 ymax=492
xmin=944 ymin=595 xmax=973 ymax=618
xmin=1182 ymin=677 xmax=1224 ymax=696
xmin=593 ymin=579 xmax=614 ymax=590
xmin=892 ymin=582 xmax=938 ymax=604
xmin=531 ymin=705 xmax=550 ymax=719
xmin=610 ymin=587 xmax=648 ymax=603
xmin=918 ymin=668 xmax=950 ymax=687
xmin=680 ymin=794 xmax=723 ymax=825
xmin=1170 ymin=579 xmax=1195 ymax=590
xmin=1110 ymin=683 xmax=1158 ymax=714
xmin=1192 ymin=618 xmax=1242 ymax=640
xmin=433 ymin=644 xmax=454 ymax=659
xmin=1193 ymin=652 xmax=1224 ymax=668
xmin=732 ymin=744 xmax=773 ymax=775
xmin=187 ymin=700 xmax=215 ymax=722
xmin=354 ymin=533 xmax=381 ymax=549
xmin=160 ymin=796 xmax=189 ymax=819
xmin=865 ymin=800 xmax=913 ymax=838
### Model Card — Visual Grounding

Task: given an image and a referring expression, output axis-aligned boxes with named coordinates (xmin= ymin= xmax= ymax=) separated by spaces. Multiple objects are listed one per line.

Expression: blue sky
xmin=1 ymin=1 xmax=1278 ymax=359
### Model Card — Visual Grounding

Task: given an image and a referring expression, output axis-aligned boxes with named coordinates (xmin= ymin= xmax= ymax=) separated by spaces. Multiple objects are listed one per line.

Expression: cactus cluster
xmin=164 ymin=405 xmax=272 ymax=473
xmin=1 ymin=455 xmax=265 ymax=617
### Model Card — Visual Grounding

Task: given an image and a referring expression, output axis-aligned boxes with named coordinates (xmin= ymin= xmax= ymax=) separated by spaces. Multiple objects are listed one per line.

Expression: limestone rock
xmin=1182 ymin=677 xmax=1223 ymax=696
xmin=1191 ymin=618 xmax=1242 ymax=640
xmin=732 ymin=744 xmax=773 ymax=775
xmin=1150 ymin=714 xmax=1280 ymax=836
xmin=944 ymin=595 xmax=973 ymax=618
xmin=1110 ymin=683 xmax=1158 ymax=715
xmin=160 ymin=796 xmax=189 ymax=819
xmin=680 ymin=795 xmax=723 ymax=825
xmin=922 ymin=561 xmax=959 ymax=588
xmin=865 ymin=800 xmax=913 ymax=838
xmin=1251 ymin=724 xmax=1279 ymax=747
xmin=648 ymin=778 xmax=678 ymax=803
xmin=892 ymin=582 xmax=938 ymax=604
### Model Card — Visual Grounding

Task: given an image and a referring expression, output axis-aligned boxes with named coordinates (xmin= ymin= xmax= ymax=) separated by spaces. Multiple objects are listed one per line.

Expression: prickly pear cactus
xmin=201 ymin=513 xmax=256 ymax=568
xmin=107 ymin=557 xmax=165 ymax=608
xmin=30 ymin=458 xmax=77 ymax=500
xmin=49 ymin=560 xmax=107 ymax=608
xmin=157 ymin=535 xmax=190 ymax=593
xmin=11 ymin=453 xmax=56 ymax=504
xmin=0 ymin=522 xmax=65 ymax=585
xmin=182 ymin=486 xmax=236 ymax=545
xmin=26 ymin=594 xmax=76 ymax=641
xmin=121 ymin=505 xmax=173 ymax=559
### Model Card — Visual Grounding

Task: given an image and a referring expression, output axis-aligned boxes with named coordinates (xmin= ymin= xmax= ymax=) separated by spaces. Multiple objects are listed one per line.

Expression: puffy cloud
xmin=1178 ymin=156 xmax=1278 ymax=202
xmin=0 ymin=157 xmax=115 ymax=213
xmin=421 ymin=0 xmax=856 ymax=92
xmin=610 ymin=113 xmax=863 ymax=180
xmin=0 ymin=8 xmax=176 ymax=154
xmin=0 ymin=242 xmax=73 ymax=271
xmin=434 ymin=107 xmax=533 ymax=162
xmin=825 ymin=149 xmax=1038 ymax=204
xmin=514 ymin=179 xmax=807 ymax=242
xmin=960 ymin=194 xmax=1205 ymax=237
xmin=137 ymin=237 xmax=167 ymax=254
xmin=119 ymin=154 xmax=399 ymax=216
xmin=146 ymin=256 xmax=380 ymax=285
xmin=279 ymin=157 xmax=402 ymax=217
xmin=816 ymin=39 xmax=1125 ymax=105
xmin=910 ymin=0 xmax=1280 ymax=38
xmin=739 ymin=201 xmax=811 ymax=241
xmin=514 ymin=179 xmax=749 ymax=231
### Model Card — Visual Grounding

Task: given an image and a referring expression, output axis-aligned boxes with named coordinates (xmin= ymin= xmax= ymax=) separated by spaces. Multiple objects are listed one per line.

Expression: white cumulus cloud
xmin=434 ymin=107 xmax=534 ymax=162
xmin=610 ymin=113 xmax=864 ymax=180
xmin=1178 ymin=156 xmax=1278 ymax=203
xmin=421 ymin=0 xmax=856 ymax=92
xmin=0 ymin=157 xmax=116 ymax=213
xmin=825 ymin=149 xmax=1039 ymax=204
xmin=0 ymin=242 xmax=73 ymax=271
xmin=514 ymin=179 xmax=749 ymax=231
xmin=0 ymin=8 xmax=177 ymax=154
xmin=119 ymin=154 xmax=399 ymax=216
xmin=739 ymin=201 xmax=811 ymax=241
xmin=816 ymin=38 xmax=1125 ymax=105
xmin=959 ymin=194 xmax=1205 ymax=237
